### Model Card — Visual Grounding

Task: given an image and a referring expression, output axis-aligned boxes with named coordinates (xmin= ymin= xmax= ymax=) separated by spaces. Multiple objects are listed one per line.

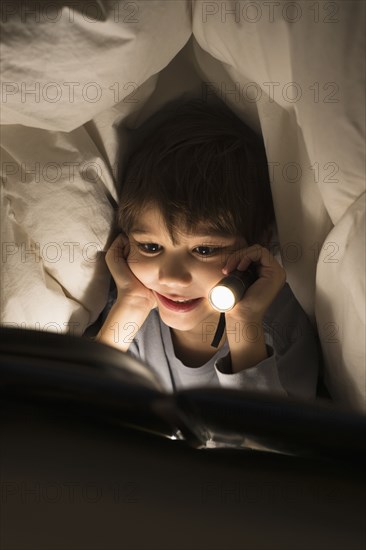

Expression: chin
xmin=157 ymin=310 xmax=198 ymax=331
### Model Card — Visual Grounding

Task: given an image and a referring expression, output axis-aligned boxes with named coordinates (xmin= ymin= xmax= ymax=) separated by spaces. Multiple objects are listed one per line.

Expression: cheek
xmin=196 ymin=261 xmax=225 ymax=290
xmin=128 ymin=253 xmax=156 ymax=285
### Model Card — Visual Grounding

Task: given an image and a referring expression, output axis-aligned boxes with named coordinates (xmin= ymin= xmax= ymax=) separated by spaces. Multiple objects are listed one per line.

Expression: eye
xmin=137 ymin=243 xmax=162 ymax=254
xmin=194 ymin=246 xmax=221 ymax=256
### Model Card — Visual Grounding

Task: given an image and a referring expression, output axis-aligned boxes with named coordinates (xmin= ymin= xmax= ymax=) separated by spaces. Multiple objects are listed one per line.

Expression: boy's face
xmin=126 ymin=206 xmax=247 ymax=335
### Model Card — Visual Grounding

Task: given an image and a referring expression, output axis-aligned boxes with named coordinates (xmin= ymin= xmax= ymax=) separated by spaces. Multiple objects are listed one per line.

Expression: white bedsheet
xmin=1 ymin=1 xmax=365 ymax=411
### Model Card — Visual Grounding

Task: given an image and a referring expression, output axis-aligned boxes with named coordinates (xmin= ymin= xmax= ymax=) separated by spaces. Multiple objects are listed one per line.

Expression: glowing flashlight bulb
xmin=208 ymin=265 xmax=258 ymax=313
xmin=209 ymin=286 xmax=236 ymax=312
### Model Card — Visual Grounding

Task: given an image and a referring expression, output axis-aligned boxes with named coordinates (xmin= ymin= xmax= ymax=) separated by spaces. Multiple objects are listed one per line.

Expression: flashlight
xmin=209 ymin=263 xmax=259 ymax=313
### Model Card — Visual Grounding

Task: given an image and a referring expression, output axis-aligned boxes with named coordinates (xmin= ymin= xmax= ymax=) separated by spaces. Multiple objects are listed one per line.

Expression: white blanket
xmin=1 ymin=1 xmax=365 ymax=411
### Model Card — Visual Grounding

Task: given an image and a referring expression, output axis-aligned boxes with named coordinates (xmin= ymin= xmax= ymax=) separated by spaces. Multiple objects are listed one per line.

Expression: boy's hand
xmin=222 ymin=244 xmax=286 ymax=323
xmin=221 ymin=244 xmax=286 ymax=373
xmin=105 ymin=234 xmax=157 ymax=311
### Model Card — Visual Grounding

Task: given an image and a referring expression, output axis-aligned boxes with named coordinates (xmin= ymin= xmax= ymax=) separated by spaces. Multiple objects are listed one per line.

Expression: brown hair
xmin=116 ymin=96 xmax=275 ymax=247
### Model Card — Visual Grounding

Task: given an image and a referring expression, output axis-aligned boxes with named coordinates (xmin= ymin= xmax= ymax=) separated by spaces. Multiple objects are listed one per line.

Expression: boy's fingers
xmin=112 ymin=234 xmax=130 ymax=259
xmin=223 ymin=244 xmax=268 ymax=273
xmin=242 ymin=245 xmax=274 ymax=268
xmin=105 ymin=234 xmax=130 ymax=272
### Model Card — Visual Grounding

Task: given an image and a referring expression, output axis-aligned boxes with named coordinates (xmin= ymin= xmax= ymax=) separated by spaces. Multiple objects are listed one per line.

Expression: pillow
xmin=1 ymin=123 xmax=114 ymax=334
xmin=315 ymin=193 xmax=366 ymax=412
xmin=1 ymin=0 xmax=192 ymax=131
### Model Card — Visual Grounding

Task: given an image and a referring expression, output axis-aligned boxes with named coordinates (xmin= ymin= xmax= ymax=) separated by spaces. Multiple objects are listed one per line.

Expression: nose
xmin=158 ymin=260 xmax=192 ymax=288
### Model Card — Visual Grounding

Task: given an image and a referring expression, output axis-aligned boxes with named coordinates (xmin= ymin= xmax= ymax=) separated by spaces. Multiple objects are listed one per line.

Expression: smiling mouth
xmin=162 ymin=295 xmax=198 ymax=303
xmin=155 ymin=292 xmax=204 ymax=312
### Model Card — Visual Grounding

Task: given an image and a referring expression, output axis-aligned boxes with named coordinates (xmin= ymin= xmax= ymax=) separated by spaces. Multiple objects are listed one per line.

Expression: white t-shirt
xmin=126 ymin=283 xmax=320 ymax=400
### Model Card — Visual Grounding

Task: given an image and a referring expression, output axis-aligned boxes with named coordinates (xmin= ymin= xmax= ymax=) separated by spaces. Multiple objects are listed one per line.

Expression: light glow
xmin=209 ymin=286 xmax=236 ymax=312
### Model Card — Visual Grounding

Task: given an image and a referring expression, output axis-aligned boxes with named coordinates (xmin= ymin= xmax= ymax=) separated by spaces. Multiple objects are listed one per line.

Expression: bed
xmin=1 ymin=0 xmax=365 ymax=411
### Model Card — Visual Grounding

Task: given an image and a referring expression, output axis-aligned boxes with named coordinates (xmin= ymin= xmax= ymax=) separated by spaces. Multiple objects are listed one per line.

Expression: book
xmin=0 ymin=326 xmax=365 ymax=463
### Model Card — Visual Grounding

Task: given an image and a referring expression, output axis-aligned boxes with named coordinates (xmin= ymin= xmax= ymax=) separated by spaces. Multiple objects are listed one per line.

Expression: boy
xmin=96 ymin=97 xmax=320 ymax=399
